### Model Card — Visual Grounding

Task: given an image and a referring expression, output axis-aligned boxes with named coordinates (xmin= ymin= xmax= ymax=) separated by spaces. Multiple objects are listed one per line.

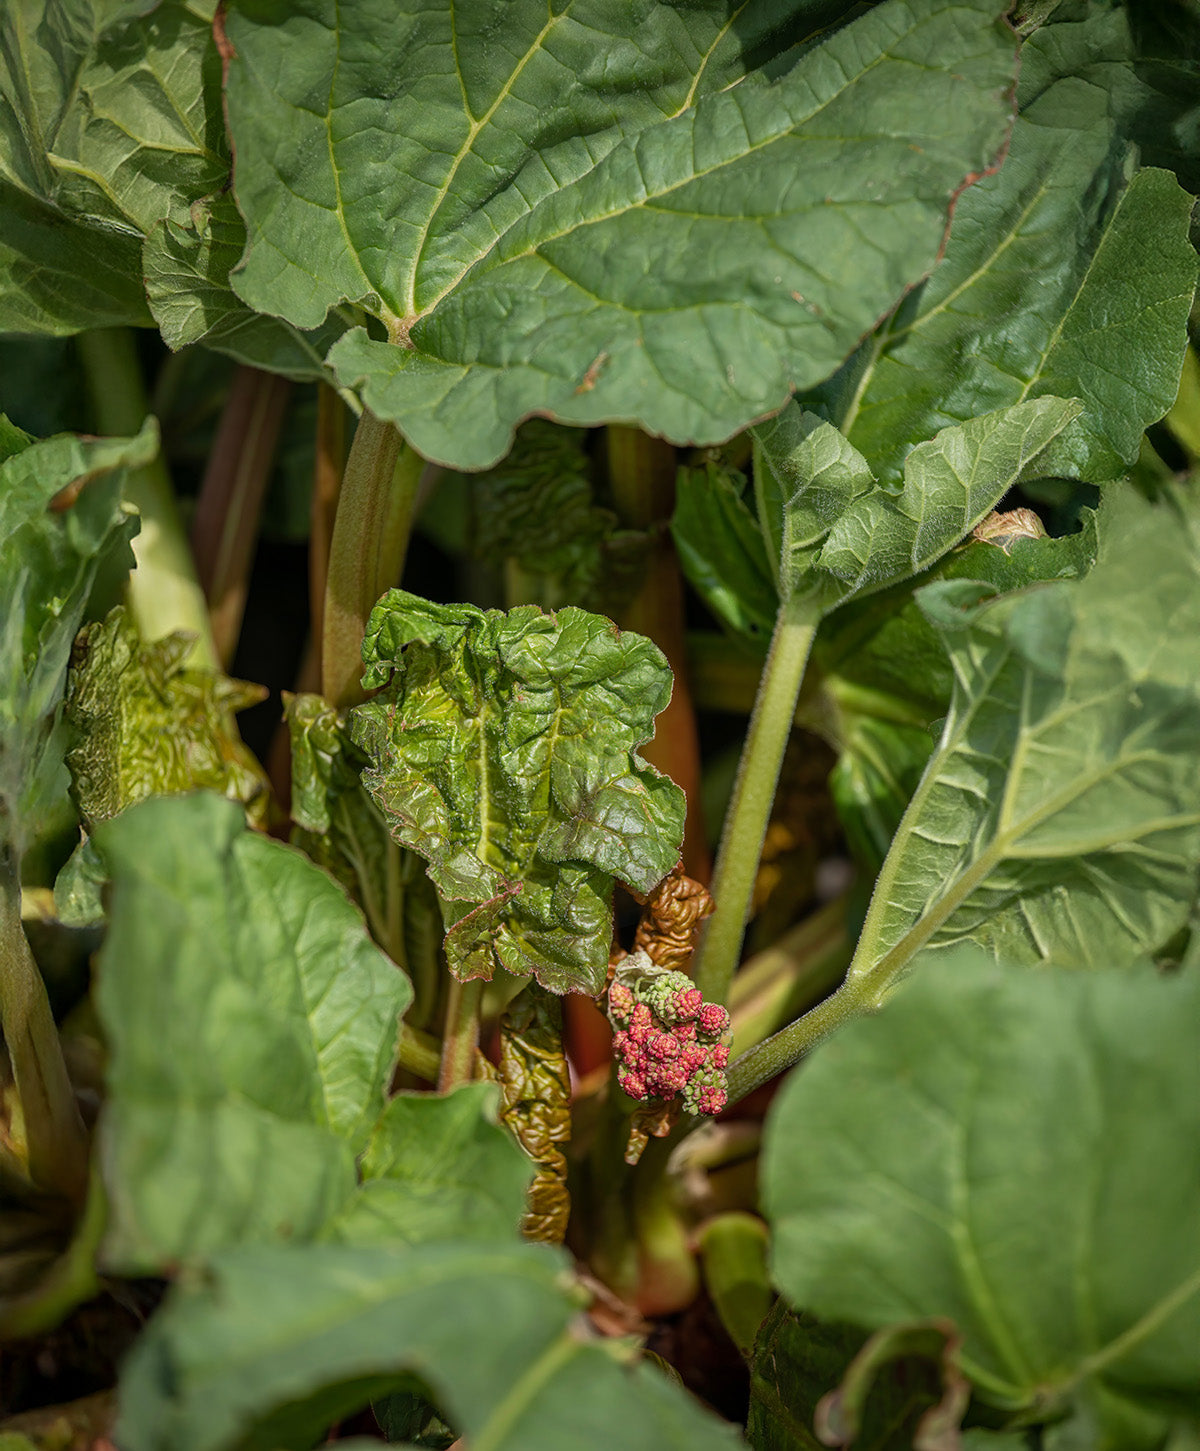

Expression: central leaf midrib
xmin=405 ymin=5 xmax=563 ymax=317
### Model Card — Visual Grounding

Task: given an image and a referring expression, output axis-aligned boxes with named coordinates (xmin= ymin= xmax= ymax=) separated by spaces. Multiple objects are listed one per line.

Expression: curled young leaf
xmin=65 ymin=606 xmax=269 ymax=831
xmin=349 ymin=591 xmax=685 ymax=995
xmin=633 ymin=861 xmax=715 ymax=973
xmin=497 ymin=986 xmax=572 ymax=1246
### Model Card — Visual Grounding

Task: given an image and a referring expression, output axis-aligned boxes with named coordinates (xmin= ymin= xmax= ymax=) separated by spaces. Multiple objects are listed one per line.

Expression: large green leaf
xmin=762 ymin=954 xmax=1200 ymax=1437
xmin=0 ymin=424 xmax=149 ymax=863
xmin=349 ymin=591 xmax=685 ymax=995
xmin=675 ymin=398 xmax=1081 ymax=644
xmin=222 ymin=0 xmax=1018 ymax=468
xmin=323 ymin=1082 xmax=532 ymax=1247
xmin=93 ymin=792 xmax=412 ymax=1272
xmin=116 ymin=1240 xmax=744 ymax=1451
xmin=846 ymin=484 xmax=1200 ymax=982
xmin=829 ymin=13 xmax=1199 ymax=483
xmin=817 ymin=514 xmax=1099 ymax=869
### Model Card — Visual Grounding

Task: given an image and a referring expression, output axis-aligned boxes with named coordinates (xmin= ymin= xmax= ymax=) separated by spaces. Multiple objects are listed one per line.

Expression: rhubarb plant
xmin=1 ymin=1 xmax=1199 ymax=1449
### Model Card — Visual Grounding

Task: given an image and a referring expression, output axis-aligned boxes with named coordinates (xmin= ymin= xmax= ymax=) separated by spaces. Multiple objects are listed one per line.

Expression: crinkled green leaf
xmin=752 ymin=396 xmax=1081 ymax=615
xmin=286 ymin=690 xmax=440 ymax=995
xmin=0 ymin=425 xmax=149 ymax=864
xmin=324 ymin=1082 xmax=532 ymax=1247
xmin=223 ymin=0 xmax=1017 ymax=469
xmin=115 ymin=1240 xmax=744 ymax=1451
xmin=497 ymin=985 xmax=572 ymax=1245
xmin=464 ymin=420 xmax=650 ymax=615
xmin=762 ymin=953 xmax=1200 ymax=1433
xmin=64 ymin=605 xmax=270 ymax=832
xmin=93 ymin=792 xmax=412 ymax=1273
xmin=829 ymin=15 xmax=1199 ymax=483
xmin=846 ymin=484 xmax=1200 ymax=981
xmin=349 ymin=591 xmax=685 ymax=995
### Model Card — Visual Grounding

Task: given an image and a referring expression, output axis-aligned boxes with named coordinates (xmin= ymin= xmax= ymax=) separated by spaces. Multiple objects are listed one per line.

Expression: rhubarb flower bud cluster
xmin=607 ymin=952 xmax=730 ymax=1116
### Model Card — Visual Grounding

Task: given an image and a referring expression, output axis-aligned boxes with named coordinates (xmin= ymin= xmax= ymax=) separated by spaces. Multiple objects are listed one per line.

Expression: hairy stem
xmin=692 ymin=593 xmax=821 ymax=1004
xmin=0 ymin=861 xmax=87 ymax=1204
xmin=724 ymin=977 xmax=870 ymax=1106
xmin=322 ymin=410 xmax=424 ymax=709
xmin=190 ymin=366 xmax=291 ymax=668
xmin=438 ymin=975 xmax=484 ymax=1092
xmin=75 ymin=328 xmax=217 ymax=669
xmin=607 ymin=426 xmax=710 ymax=881
xmin=727 ymin=895 xmax=851 ymax=1058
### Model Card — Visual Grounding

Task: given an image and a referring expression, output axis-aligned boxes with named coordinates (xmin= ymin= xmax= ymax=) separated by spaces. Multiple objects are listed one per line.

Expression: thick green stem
xmin=0 ymin=864 xmax=87 ymax=1204
xmin=397 ymin=1022 xmax=442 ymax=1083
xmin=438 ymin=975 xmax=484 ymax=1092
xmin=322 ymin=410 xmax=424 ymax=709
xmin=692 ymin=594 xmax=821 ymax=1004
xmin=75 ymin=328 xmax=217 ymax=669
xmin=724 ymin=977 xmax=872 ymax=1106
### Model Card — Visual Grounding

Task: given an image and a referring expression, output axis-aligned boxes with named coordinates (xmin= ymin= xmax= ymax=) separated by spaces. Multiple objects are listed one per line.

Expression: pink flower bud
xmin=646 ymin=1030 xmax=680 ymax=1061
xmin=697 ymin=1003 xmax=730 ymax=1037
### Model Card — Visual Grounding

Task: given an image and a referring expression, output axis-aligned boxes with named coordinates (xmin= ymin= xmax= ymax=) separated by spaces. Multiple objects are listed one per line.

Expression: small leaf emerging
xmin=350 ymin=592 xmax=685 ymax=995
xmin=65 ymin=606 xmax=269 ymax=831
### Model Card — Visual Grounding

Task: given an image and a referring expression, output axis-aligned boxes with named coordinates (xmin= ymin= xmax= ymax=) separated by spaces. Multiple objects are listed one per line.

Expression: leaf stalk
xmin=322 ymin=410 xmax=424 ymax=709
xmin=692 ymin=593 xmax=821 ymax=1004
xmin=0 ymin=861 xmax=88 ymax=1204
xmin=437 ymin=975 xmax=484 ymax=1092
xmin=75 ymin=328 xmax=217 ymax=669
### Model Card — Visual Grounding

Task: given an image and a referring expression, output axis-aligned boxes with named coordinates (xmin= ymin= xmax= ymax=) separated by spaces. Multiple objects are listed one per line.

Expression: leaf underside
xmin=849 ymin=485 xmax=1200 ymax=980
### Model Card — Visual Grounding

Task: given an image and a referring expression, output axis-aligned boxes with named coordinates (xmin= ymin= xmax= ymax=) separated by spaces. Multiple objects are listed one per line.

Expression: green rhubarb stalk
xmin=75 ymin=328 xmax=217 ymax=669
xmin=0 ymin=859 xmax=87 ymax=1204
xmin=692 ymin=593 xmax=821 ymax=1005
xmin=398 ymin=1022 xmax=442 ymax=1083
xmin=437 ymin=975 xmax=484 ymax=1092
xmin=322 ymin=410 xmax=424 ymax=709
